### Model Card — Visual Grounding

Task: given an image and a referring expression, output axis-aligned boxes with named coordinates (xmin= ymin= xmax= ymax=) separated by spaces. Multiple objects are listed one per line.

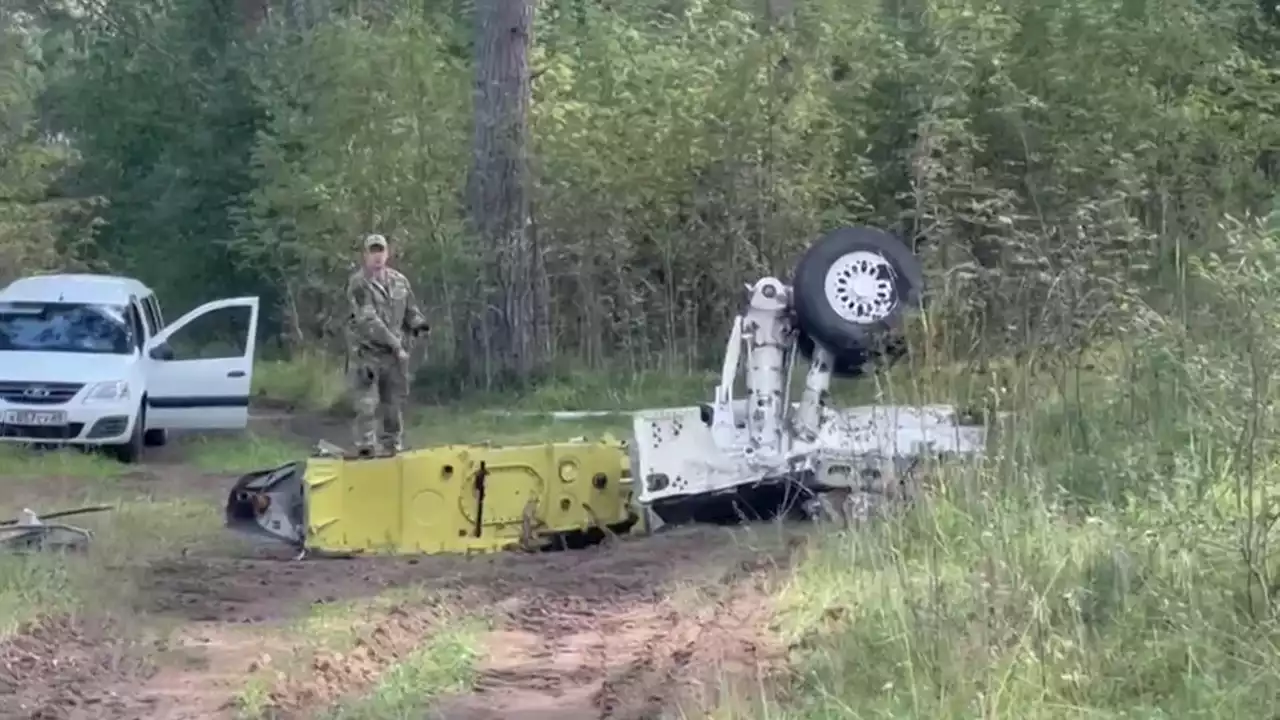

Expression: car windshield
xmin=0 ymin=301 xmax=135 ymax=355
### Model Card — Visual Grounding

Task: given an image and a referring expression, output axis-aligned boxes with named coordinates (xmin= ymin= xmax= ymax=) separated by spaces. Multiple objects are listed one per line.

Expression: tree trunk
xmin=464 ymin=0 xmax=548 ymax=389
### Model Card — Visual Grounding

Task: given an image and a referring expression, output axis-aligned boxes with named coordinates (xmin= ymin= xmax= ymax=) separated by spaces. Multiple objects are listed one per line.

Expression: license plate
xmin=3 ymin=409 xmax=67 ymax=426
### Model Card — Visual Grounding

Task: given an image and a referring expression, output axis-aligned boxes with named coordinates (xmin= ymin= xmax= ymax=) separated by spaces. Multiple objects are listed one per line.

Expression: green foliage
xmin=324 ymin=620 xmax=480 ymax=719
xmin=231 ymin=11 xmax=472 ymax=347
xmin=0 ymin=15 xmax=94 ymax=283
xmin=45 ymin=0 xmax=267 ymax=314
xmin=763 ymin=215 xmax=1280 ymax=719
xmin=15 ymin=0 xmax=1274 ymax=380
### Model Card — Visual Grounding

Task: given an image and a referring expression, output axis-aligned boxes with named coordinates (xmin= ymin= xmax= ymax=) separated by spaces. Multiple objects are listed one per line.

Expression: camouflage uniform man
xmin=346 ymin=234 xmax=429 ymax=456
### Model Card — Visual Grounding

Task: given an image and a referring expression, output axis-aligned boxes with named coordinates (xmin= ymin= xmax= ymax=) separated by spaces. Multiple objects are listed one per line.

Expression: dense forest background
xmin=3 ymin=0 xmax=1279 ymax=392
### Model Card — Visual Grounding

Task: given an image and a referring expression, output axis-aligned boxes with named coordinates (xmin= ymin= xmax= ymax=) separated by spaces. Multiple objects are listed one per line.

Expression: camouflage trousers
xmin=348 ymin=352 xmax=410 ymax=453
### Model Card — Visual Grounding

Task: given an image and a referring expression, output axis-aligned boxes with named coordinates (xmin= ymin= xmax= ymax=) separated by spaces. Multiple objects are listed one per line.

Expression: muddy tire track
xmin=438 ymin=587 xmax=779 ymax=720
xmin=429 ymin=535 xmax=792 ymax=720
xmin=0 ymin=525 xmax=801 ymax=720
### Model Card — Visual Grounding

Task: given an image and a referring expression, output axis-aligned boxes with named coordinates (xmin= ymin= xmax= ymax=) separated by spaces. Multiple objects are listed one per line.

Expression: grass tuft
xmin=0 ymin=444 xmax=126 ymax=480
xmin=253 ymin=350 xmax=348 ymax=414
xmin=181 ymin=432 xmax=307 ymax=473
xmin=326 ymin=620 xmax=482 ymax=720
xmin=0 ymin=497 xmax=233 ymax=634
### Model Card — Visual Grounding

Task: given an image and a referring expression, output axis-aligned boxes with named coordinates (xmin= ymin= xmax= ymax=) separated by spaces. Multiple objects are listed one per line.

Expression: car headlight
xmin=83 ymin=380 xmax=130 ymax=402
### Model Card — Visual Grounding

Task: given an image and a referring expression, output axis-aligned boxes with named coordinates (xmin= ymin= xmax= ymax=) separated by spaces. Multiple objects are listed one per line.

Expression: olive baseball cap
xmin=363 ymin=233 xmax=388 ymax=251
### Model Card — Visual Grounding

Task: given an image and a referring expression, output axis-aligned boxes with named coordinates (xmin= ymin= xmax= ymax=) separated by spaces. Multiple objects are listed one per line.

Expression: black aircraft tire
xmin=791 ymin=226 xmax=923 ymax=361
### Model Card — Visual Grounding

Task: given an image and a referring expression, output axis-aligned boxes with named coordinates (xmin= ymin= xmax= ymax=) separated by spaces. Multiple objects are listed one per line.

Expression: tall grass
xmin=752 ymin=215 xmax=1280 ymax=718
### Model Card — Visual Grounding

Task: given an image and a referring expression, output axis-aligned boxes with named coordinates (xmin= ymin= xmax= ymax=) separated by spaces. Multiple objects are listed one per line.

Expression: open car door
xmin=144 ymin=297 xmax=260 ymax=430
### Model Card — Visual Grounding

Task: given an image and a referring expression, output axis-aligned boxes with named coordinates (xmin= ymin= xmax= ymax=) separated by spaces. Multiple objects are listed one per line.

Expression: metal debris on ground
xmin=0 ymin=505 xmax=113 ymax=553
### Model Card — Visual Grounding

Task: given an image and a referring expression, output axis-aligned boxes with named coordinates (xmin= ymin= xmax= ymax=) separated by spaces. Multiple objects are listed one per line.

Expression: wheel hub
xmin=823 ymin=251 xmax=897 ymax=324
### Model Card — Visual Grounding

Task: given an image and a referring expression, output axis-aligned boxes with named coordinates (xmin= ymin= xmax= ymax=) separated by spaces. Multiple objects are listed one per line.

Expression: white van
xmin=0 ymin=273 xmax=260 ymax=462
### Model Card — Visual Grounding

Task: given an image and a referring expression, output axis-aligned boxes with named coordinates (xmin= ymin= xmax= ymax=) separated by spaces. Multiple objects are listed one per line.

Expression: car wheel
xmin=791 ymin=226 xmax=923 ymax=364
xmin=111 ymin=404 xmax=146 ymax=464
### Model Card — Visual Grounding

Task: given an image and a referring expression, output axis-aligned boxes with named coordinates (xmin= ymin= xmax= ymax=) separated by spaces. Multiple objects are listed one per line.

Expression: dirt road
xmin=0 ymin=416 xmax=800 ymax=719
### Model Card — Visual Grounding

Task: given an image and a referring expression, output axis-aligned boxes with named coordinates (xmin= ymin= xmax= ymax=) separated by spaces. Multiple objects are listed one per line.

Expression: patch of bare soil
xmin=434 ymin=570 xmax=783 ymax=720
xmin=265 ymin=600 xmax=467 ymax=715
xmin=1 ymin=466 xmax=223 ymax=516
xmin=131 ymin=546 xmax=427 ymax=623
xmin=1 ymin=525 xmax=798 ymax=720
xmin=128 ymin=522 xmax=799 ymax=625
xmin=249 ymin=409 xmax=348 ymax=449
xmin=0 ymin=615 xmax=155 ymax=720
xmin=266 ymin=526 xmax=798 ymax=720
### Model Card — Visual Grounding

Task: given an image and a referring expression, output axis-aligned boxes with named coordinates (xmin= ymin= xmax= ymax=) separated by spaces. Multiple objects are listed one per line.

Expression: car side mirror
xmin=149 ymin=342 xmax=175 ymax=361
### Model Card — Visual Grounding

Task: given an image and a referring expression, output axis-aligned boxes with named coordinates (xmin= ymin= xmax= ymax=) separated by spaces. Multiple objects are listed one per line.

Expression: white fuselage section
xmin=631 ymin=276 xmax=987 ymax=508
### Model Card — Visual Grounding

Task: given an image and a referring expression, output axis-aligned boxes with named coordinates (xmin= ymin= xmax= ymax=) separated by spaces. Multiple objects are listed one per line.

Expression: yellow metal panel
xmin=397 ymin=446 xmax=498 ymax=554
xmin=301 ymin=438 xmax=638 ymax=556
xmin=305 ymin=455 xmax=405 ymax=552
